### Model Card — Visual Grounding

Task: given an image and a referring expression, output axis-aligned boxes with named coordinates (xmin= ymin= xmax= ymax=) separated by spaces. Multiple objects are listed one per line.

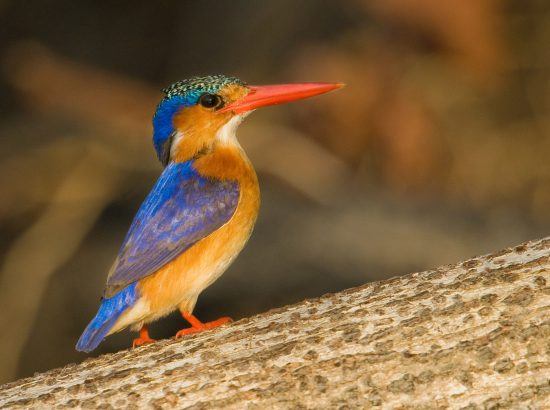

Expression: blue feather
xmin=152 ymin=95 xmax=194 ymax=162
xmin=76 ymin=283 xmax=139 ymax=352
xmin=104 ymin=161 xmax=239 ymax=297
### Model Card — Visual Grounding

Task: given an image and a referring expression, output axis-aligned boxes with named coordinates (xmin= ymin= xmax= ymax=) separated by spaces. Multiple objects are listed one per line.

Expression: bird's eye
xmin=199 ymin=93 xmax=222 ymax=109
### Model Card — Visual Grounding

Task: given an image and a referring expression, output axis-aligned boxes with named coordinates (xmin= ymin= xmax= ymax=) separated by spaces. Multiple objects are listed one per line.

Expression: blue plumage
xmin=104 ymin=161 xmax=239 ymax=298
xmin=76 ymin=161 xmax=239 ymax=351
xmin=153 ymin=95 xmax=192 ymax=163
xmin=76 ymin=283 xmax=139 ymax=352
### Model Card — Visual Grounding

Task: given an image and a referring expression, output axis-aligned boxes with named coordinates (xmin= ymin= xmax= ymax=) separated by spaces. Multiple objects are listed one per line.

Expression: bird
xmin=76 ymin=75 xmax=343 ymax=352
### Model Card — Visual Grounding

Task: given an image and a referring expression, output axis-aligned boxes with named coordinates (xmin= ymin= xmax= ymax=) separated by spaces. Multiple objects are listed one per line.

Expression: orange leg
xmin=174 ymin=311 xmax=232 ymax=339
xmin=132 ymin=324 xmax=155 ymax=348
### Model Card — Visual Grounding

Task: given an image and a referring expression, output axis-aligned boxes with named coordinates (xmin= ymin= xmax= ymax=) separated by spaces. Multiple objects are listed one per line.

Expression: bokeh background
xmin=0 ymin=0 xmax=548 ymax=384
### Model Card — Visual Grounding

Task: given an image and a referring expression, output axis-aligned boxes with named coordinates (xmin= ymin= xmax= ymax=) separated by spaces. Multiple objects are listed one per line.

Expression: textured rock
xmin=0 ymin=237 xmax=549 ymax=409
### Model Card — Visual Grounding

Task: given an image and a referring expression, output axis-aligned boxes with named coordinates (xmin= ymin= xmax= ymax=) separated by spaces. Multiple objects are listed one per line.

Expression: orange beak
xmin=219 ymin=82 xmax=344 ymax=114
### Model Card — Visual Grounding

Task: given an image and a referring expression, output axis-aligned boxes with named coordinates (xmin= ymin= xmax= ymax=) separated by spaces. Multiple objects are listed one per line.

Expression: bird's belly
xmin=135 ymin=186 xmax=259 ymax=322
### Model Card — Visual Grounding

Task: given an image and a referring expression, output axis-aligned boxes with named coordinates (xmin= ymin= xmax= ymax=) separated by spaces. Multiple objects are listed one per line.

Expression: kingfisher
xmin=76 ymin=75 xmax=342 ymax=352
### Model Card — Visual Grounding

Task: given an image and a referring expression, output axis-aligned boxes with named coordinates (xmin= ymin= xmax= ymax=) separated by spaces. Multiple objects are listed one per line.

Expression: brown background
xmin=0 ymin=0 xmax=548 ymax=384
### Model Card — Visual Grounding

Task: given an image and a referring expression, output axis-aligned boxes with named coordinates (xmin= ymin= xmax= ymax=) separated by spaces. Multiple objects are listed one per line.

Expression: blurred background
xmin=0 ymin=0 xmax=548 ymax=384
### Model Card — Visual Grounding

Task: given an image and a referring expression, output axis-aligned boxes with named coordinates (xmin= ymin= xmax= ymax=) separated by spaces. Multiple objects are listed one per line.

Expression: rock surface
xmin=1 ymin=237 xmax=549 ymax=409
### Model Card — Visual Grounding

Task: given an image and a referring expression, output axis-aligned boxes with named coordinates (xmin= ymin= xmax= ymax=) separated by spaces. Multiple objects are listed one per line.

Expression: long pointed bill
xmin=219 ymin=82 xmax=344 ymax=114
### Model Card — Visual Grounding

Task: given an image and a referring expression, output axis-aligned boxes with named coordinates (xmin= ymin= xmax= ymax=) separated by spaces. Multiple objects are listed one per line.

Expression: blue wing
xmin=104 ymin=160 xmax=239 ymax=298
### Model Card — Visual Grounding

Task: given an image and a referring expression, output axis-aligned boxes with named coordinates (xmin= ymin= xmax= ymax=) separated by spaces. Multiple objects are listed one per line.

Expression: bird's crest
xmin=161 ymin=75 xmax=246 ymax=100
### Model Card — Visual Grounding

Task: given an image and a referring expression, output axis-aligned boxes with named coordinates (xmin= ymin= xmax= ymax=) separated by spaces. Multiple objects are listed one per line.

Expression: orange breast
xmin=137 ymin=146 xmax=260 ymax=319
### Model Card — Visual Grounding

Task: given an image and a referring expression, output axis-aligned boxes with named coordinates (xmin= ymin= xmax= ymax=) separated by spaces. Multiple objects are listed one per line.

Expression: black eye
xmin=199 ymin=93 xmax=222 ymax=109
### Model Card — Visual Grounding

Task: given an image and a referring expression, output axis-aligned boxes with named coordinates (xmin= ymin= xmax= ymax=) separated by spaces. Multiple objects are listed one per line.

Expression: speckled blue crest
xmin=162 ymin=75 xmax=245 ymax=101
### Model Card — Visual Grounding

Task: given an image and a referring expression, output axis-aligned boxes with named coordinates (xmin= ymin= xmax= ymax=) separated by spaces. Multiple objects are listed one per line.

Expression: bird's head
xmin=153 ymin=75 xmax=343 ymax=166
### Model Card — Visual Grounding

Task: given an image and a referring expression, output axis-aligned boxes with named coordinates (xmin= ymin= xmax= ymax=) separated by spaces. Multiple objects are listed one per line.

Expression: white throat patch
xmin=215 ymin=113 xmax=250 ymax=145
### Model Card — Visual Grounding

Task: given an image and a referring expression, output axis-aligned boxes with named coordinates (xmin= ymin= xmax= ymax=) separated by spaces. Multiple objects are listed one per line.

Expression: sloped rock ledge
xmin=1 ymin=237 xmax=549 ymax=409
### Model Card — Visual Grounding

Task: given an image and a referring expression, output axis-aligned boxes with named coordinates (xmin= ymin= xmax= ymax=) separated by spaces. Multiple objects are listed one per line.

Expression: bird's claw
xmin=132 ymin=336 xmax=155 ymax=348
xmin=174 ymin=316 xmax=232 ymax=339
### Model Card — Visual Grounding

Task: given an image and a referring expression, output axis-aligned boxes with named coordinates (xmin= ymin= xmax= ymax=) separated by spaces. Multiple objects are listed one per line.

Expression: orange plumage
xmin=133 ymin=146 xmax=259 ymax=328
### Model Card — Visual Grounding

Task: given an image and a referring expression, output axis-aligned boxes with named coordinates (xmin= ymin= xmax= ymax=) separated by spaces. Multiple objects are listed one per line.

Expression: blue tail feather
xmin=76 ymin=283 xmax=138 ymax=352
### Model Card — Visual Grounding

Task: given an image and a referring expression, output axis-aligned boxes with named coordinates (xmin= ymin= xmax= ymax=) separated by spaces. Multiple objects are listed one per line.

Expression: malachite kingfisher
xmin=76 ymin=75 xmax=343 ymax=352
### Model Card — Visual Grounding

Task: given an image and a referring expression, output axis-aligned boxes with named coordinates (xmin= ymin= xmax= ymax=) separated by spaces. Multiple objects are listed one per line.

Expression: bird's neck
xmin=171 ymin=114 xmax=245 ymax=160
xmin=192 ymin=144 xmax=256 ymax=184
xmin=171 ymin=114 xmax=256 ymax=183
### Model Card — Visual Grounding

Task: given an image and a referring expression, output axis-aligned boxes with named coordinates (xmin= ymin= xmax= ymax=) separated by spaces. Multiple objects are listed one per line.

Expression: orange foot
xmin=132 ymin=325 xmax=155 ymax=348
xmin=174 ymin=312 xmax=232 ymax=339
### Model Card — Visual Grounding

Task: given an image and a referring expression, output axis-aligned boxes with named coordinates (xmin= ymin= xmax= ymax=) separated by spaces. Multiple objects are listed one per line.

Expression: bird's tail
xmin=76 ymin=283 xmax=138 ymax=353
